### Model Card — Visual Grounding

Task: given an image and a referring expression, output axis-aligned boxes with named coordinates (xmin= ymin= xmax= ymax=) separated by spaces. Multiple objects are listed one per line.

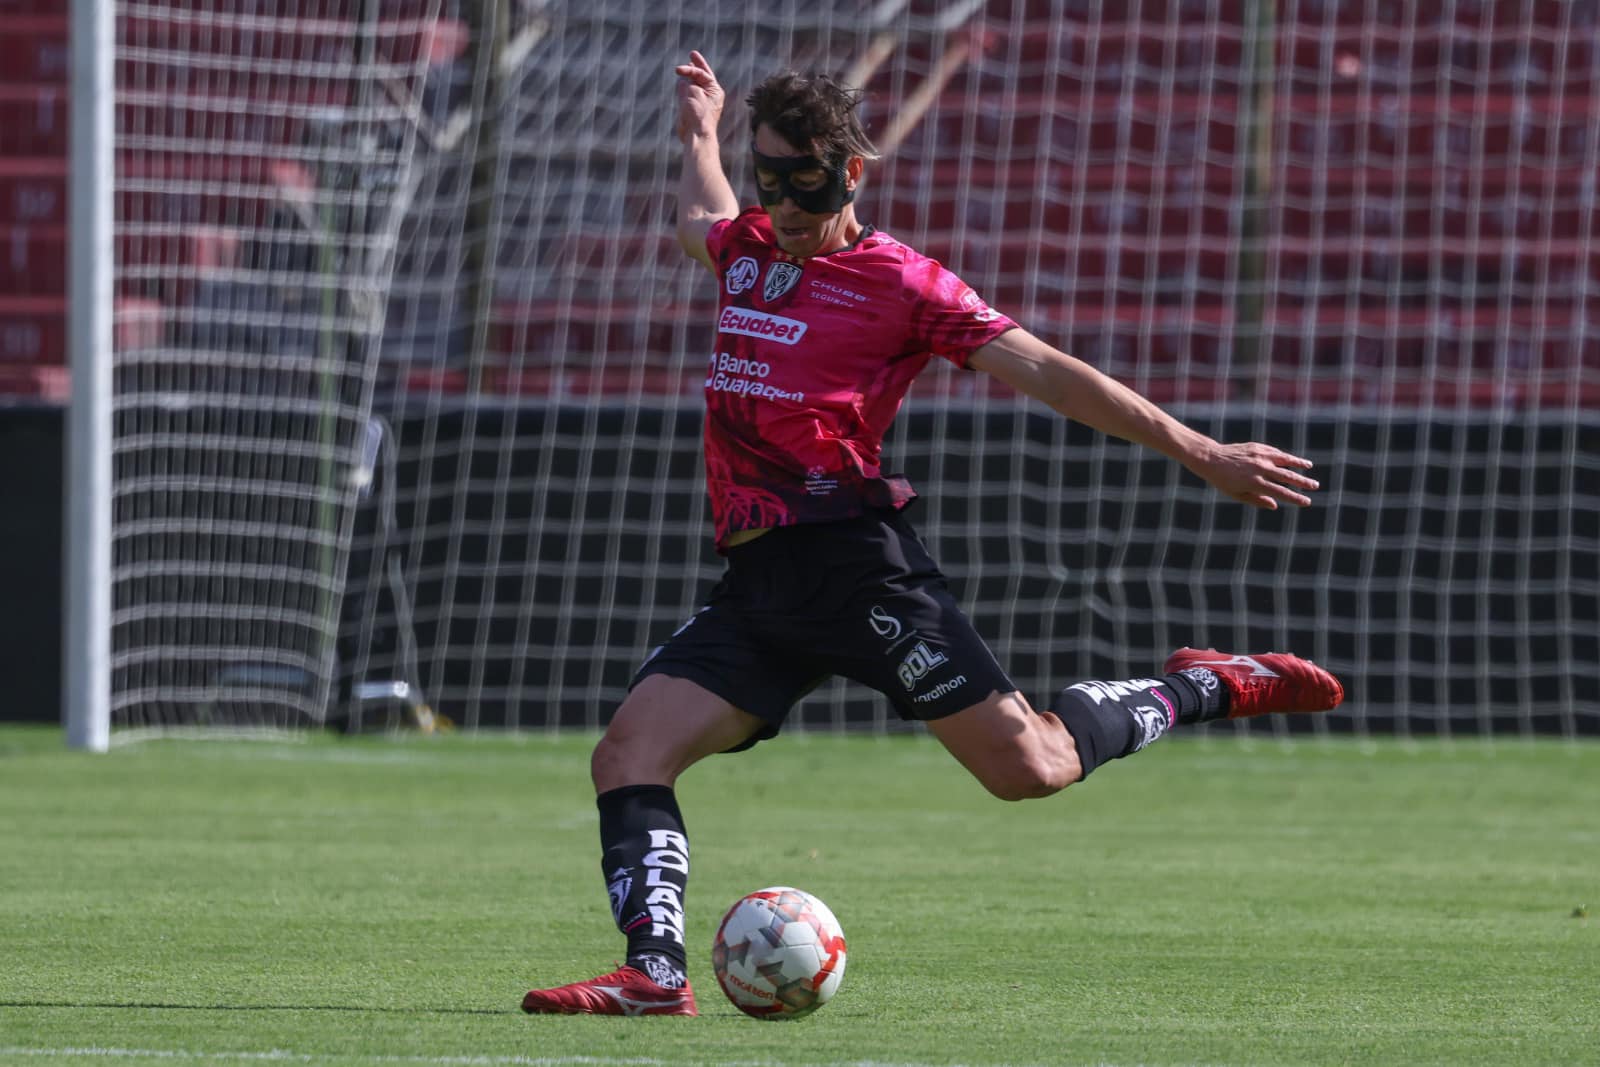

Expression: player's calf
xmin=1041 ymin=649 xmax=1341 ymax=783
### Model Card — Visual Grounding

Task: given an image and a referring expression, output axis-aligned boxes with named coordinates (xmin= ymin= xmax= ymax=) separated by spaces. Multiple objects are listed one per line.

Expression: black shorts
xmin=631 ymin=505 xmax=1017 ymax=749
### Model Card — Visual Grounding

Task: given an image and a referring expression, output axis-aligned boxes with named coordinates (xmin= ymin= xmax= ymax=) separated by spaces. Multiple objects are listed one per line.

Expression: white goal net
xmin=111 ymin=0 xmax=445 ymax=730
xmin=101 ymin=0 xmax=1598 ymax=739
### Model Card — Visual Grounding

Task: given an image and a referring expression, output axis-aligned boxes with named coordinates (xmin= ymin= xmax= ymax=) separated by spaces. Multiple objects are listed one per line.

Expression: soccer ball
xmin=711 ymin=886 xmax=847 ymax=1020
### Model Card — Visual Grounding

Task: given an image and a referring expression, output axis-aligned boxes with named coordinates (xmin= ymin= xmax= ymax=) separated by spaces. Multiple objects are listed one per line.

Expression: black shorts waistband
xmin=726 ymin=504 xmax=915 ymax=555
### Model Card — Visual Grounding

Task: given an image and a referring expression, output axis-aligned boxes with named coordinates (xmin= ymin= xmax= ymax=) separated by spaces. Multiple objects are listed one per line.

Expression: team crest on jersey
xmin=726 ymin=256 xmax=758 ymax=295
xmin=763 ymin=261 xmax=803 ymax=302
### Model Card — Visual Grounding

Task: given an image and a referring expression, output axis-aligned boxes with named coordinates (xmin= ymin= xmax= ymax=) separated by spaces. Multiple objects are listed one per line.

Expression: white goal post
xmin=65 ymin=0 xmax=1598 ymax=746
xmin=65 ymin=0 xmax=114 ymax=751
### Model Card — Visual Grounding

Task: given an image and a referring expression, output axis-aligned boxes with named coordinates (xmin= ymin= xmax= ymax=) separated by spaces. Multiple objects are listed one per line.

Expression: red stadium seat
xmin=489 ymin=300 xmax=714 ymax=370
xmin=0 ymin=225 xmax=66 ymax=296
xmin=115 ymin=296 xmax=167 ymax=351
xmin=0 ymin=157 xmax=66 ymax=226
xmin=1278 ymin=92 xmax=1598 ymax=170
xmin=115 ymin=225 xmax=243 ymax=305
xmin=1290 ymin=0 xmax=1584 ymax=31
xmin=951 ymin=234 xmax=1236 ymax=308
xmin=0 ymin=15 xmax=68 ymax=83
xmin=0 ymin=362 xmax=68 ymax=402
xmin=0 ymin=0 xmax=66 ymax=15
xmin=118 ymin=96 xmax=322 ymax=153
xmin=919 ymin=90 xmax=1242 ymax=160
xmin=1280 ymin=26 xmax=1595 ymax=98
xmin=976 ymin=1 xmax=1246 ymax=24
xmin=121 ymin=12 xmax=461 ymax=68
xmin=935 ymin=21 xmax=1248 ymax=97
xmin=132 ymin=0 xmax=438 ymax=17
xmin=0 ymin=86 xmax=68 ymax=156
xmin=1260 ymin=305 xmax=1590 ymax=377
xmin=0 ymin=295 xmax=65 ymax=365
xmin=870 ymin=160 xmax=1241 ymax=236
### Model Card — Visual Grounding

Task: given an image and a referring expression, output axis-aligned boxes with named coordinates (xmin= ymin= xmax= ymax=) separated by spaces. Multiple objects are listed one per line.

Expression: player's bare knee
xmin=589 ymin=729 xmax=626 ymax=790
xmin=590 ymin=720 xmax=661 ymax=791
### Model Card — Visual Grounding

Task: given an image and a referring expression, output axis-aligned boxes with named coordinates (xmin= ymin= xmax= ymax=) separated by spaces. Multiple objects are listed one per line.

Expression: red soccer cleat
xmin=1164 ymin=648 xmax=1344 ymax=719
xmin=521 ymin=965 xmax=698 ymax=1017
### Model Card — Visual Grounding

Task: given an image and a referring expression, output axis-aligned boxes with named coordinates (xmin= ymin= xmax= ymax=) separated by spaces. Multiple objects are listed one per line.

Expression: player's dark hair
xmin=746 ymin=70 xmax=880 ymax=164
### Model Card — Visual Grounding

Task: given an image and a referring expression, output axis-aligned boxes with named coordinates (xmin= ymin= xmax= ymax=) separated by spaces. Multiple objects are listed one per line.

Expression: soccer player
xmin=521 ymin=52 xmax=1344 ymax=1016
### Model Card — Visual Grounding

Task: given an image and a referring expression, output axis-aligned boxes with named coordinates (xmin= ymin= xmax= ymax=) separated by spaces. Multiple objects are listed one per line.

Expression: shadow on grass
xmin=1 ymin=1000 xmax=512 ymax=1016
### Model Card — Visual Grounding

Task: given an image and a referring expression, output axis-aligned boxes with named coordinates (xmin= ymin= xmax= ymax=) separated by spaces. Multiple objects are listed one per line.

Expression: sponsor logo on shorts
xmin=717 ymin=307 xmax=808 ymax=344
xmin=897 ymin=640 xmax=950 ymax=691
xmin=868 ymin=604 xmax=903 ymax=641
xmin=726 ymin=256 xmax=758 ymax=295
xmin=913 ymin=674 xmax=968 ymax=704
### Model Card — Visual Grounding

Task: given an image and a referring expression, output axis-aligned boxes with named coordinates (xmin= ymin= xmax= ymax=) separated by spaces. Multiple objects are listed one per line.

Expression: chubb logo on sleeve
xmin=717 ymin=307 xmax=808 ymax=345
xmin=960 ymin=288 xmax=1001 ymax=323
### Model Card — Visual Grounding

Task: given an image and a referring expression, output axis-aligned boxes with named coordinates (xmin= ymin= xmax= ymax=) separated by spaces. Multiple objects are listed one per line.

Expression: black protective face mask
xmin=751 ymin=148 xmax=855 ymax=215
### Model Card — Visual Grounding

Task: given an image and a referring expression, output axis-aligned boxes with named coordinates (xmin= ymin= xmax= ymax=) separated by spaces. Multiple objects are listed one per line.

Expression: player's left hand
xmin=674 ymin=50 xmax=725 ymax=144
xmin=1192 ymin=442 xmax=1320 ymax=510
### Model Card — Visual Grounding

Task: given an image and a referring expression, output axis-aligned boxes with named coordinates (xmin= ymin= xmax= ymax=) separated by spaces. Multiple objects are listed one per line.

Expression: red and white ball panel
xmin=711 ymin=886 xmax=847 ymax=1020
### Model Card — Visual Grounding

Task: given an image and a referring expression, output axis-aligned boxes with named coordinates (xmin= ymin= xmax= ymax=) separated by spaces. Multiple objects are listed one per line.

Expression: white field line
xmin=0 ymin=1048 xmax=1100 ymax=1067
xmin=0 ymin=1051 xmax=660 ymax=1066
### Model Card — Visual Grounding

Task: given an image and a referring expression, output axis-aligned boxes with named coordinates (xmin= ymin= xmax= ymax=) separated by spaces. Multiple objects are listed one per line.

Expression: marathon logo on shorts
xmin=718 ymin=307 xmax=808 ymax=345
xmin=913 ymin=675 xmax=968 ymax=705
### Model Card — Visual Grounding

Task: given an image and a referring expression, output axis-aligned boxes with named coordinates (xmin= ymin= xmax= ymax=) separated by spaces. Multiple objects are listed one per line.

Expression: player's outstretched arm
xmin=968 ymin=328 xmax=1320 ymax=510
xmin=674 ymin=51 xmax=740 ymax=273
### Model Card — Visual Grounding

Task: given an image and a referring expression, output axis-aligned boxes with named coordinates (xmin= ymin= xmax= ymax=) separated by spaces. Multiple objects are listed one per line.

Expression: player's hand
xmin=1193 ymin=441 xmax=1320 ymax=510
xmin=674 ymin=51 xmax=725 ymax=144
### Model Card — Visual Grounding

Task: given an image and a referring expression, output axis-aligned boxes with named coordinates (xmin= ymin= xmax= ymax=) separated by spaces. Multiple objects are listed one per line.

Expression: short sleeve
xmin=705 ymin=215 xmax=738 ymax=264
xmin=905 ymin=256 xmax=1018 ymax=368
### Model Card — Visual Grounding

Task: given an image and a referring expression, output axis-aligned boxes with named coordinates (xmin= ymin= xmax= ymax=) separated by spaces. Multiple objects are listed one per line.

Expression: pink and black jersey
xmin=701 ymin=206 xmax=1016 ymax=550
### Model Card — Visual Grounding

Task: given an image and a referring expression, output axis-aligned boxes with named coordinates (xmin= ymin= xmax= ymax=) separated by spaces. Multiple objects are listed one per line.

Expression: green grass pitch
xmin=1 ymin=725 xmax=1596 ymax=1067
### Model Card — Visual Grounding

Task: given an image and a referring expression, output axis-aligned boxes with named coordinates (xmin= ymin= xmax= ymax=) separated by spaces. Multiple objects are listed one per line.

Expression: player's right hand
xmin=674 ymin=51 xmax=725 ymax=144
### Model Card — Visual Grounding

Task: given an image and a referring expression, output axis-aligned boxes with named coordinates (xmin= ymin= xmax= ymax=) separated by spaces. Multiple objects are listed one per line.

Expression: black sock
xmin=1050 ymin=675 xmax=1185 ymax=779
xmin=596 ymin=784 xmax=689 ymax=988
xmin=1164 ymin=666 xmax=1227 ymax=724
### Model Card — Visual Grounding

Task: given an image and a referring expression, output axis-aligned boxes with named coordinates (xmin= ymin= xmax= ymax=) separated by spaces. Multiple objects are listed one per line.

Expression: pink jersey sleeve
xmin=905 ymin=255 xmax=1017 ymax=368
xmin=705 ymin=215 xmax=737 ymax=263
xmin=705 ymin=208 xmax=771 ymax=267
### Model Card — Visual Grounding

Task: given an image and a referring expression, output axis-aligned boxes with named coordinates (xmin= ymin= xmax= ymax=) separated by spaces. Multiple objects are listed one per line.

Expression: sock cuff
xmin=596 ymin=783 xmax=680 ymax=821
xmin=1163 ymin=668 xmax=1225 ymax=724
